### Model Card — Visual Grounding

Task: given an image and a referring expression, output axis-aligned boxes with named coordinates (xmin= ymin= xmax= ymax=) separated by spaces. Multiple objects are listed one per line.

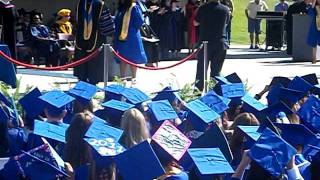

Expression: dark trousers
xmin=195 ymin=42 xmax=227 ymax=91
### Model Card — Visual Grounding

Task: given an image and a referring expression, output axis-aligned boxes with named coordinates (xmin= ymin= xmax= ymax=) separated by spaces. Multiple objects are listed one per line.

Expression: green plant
xmin=179 ymin=81 xmax=201 ymax=102
xmin=113 ymin=76 xmax=126 ymax=86
xmin=243 ymin=78 xmax=252 ymax=93
xmin=0 ymin=77 xmax=34 ymax=116
xmin=207 ymin=77 xmax=217 ymax=91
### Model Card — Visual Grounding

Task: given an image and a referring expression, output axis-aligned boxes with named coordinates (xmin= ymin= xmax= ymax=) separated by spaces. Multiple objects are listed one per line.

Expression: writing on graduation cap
xmin=86 ymin=137 xmax=125 ymax=156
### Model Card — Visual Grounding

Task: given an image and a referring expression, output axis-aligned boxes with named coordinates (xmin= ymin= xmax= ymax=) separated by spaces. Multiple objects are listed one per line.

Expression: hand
xmin=64 ymin=162 xmax=75 ymax=180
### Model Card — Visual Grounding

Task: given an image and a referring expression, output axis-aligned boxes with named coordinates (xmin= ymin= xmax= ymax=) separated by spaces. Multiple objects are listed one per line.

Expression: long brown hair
xmin=230 ymin=113 xmax=260 ymax=153
xmin=120 ymin=108 xmax=150 ymax=148
xmin=64 ymin=112 xmax=94 ymax=174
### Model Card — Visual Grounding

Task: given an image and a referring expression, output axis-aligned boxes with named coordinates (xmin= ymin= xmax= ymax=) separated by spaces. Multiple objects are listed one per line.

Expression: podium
xmin=292 ymin=14 xmax=319 ymax=61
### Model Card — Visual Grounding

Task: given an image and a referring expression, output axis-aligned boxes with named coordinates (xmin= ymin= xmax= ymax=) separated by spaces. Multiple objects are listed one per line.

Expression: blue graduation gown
xmin=5 ymin=128 xmax=26 ymax=157
xmin=114 ymin=5 xmax=147 ymax=64
xmin=307 ymin=7 xmax=320 ymax=47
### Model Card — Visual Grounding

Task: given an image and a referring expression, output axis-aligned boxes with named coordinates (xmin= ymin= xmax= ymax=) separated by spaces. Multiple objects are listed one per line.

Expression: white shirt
xmin=246 ymin=0 xmax=268 ymax=19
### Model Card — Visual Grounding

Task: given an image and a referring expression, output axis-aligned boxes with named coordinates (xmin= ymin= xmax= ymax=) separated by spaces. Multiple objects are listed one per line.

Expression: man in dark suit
xmin=194 ymin=0 xmax=229 ymax=91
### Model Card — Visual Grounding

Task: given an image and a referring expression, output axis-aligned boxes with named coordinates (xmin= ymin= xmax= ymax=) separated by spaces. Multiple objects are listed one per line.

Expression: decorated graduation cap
xmin=186 ymin=148 xmax=234 ymax=179
xmin=225 ymin=72 xmax=242 ymax=83
xmin=103 ymin=84 xmax=126 ymax=101
xmin=302 ymin=73 xmax=319 ymax=85
xmin=248 ymin=128 xmax=297 ymax=177
xmin=274 ymin=123 xmax=317 ymax=147
xmin=190 ymin=123 xmax=233 ymax=162
xmin=241 ymin=94 xmax=266 ymax=115
xmin=39 ymin=90 xmax=75 ymax=115
xmin=121 ymin=87 xmax=150 ymax=106
xmin=152 ymin=86 xmax=182 ymax=103
xmin=151 ymin=120 xmax=192 ymax=162
xmin=269 ymin=76 xmax=291 ymax=87
xmin=18 ymin=87 xmax=44 ymax=119
xmin=101 ymin=99 xmax=134 ymax=127
xmin=147 ymin=100 xmax=178 ymax=126
xmin=68 ymin=81 xmax=98 ymax=104
xmin=2 ymin=138 xmax=68 ymax=180
xmin=186 ymin=99 xmax=220 ymax=131
xmin=84 ymin=116 xmax=125 ymax=168
xmin=33 ymin=120 xmax=68 ymax=143
xmin=114 ymin=140 xmax=165 ymax=180
xmin=287 ymin=76 xmax=313 ymax=94
xmin=237 ymin=125 xmax=261 ymax=148
xmin=297 ymin=95 xmax=320 ymax=133
xmin=200 ymin=91 xmax=230 ymax=114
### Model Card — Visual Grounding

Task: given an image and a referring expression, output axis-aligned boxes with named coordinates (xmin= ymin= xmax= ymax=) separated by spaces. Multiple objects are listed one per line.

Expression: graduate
xmin=307 ymin=0 xmax=320 ymax=64
xmin=113 ymin=0 xmax=147 ymax=83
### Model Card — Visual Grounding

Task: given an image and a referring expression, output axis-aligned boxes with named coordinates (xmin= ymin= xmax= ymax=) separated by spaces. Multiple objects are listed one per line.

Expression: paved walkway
xmin=15 ymin=45 xmax=319 ymax=102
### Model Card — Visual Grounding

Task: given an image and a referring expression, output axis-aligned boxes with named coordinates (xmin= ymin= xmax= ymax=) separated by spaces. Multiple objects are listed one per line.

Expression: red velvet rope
xmin=0 ymin=47 xmax=101 ymax=71
xmin=111 ymin=45 xmax=202 ymax=70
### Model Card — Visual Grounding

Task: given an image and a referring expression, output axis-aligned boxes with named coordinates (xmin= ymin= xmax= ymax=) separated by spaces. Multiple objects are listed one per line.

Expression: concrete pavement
xmin=15 ymin=44 xmax=319 ymax=102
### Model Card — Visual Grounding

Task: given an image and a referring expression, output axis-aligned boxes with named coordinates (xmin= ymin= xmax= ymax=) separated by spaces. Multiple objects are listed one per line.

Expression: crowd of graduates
xmin=0 ymin=71 xmax=320 ymax=180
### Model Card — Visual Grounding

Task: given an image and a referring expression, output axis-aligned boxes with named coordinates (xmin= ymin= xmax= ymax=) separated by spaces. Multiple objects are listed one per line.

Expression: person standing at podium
xmin=245 ymin=0 xmax=268 ymax=49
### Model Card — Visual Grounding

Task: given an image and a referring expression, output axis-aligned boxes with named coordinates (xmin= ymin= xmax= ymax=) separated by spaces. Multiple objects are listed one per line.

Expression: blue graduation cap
xmin=221 ymin=83 xmax=245 ymax=99
xmin=186 ymin=99 xmax=220 ymax=132
xmin=288 ymin=76 xmax=313 ymax=94
xmin=200 ymin=91 xmax=230 ymax=114
xmin=187 ymin=148 xmax=234 ymax=179
xmin=85 ymin=116 xmax=123 ymax=142
xmin=190 ymin=124 xmax=233 ymax=162
xmin=39 ymin=90 xmax=75 ymax=115
xmin=68 ymin=81 xmax=98 ymax=104
xmin=214 ymin=76 xmax=231 ymax=85
xmin=266 ymin=85 xmax=282 ymax=105
xmin=237 ymin=125 xmax=261 ymax=148
xmin=297 ymin=95 xmax=320 ymax=133
xmin=2 ymin=140 xmax=68 ymax=180
xmin=33 ymin=120 xmax=68 ymax=143
xmin=269 ymin=76 xmax=291 ymax=87
xmin=248 ymin=128 xmax=297 ymax=177
xmin=241 ymin=94 xmax=266 ymax=115
xmin=225 ymin=72 xmax=242 ymax=83
xmin=84 ymin=116 xmax=125 ymax=169
xmin=18 ymin=87 xmax=44 ymax=119
xmin=152 ymin=86 xmax=182 ymax=104
xmin=302 ymin=136 xmax=320 ymax=161
xmin=147 ymin=100 xmax=178 ymax=125
xmin=274 ymin=123 xmax=317 ymax=147
xmin=278 ymin=87 xmax=305 ymax=104
xmin=302 ymin=73 xmax=318 ymax=85
xmin=121 ymin=87 xmax=150 ymax=106
xmin=114 ymin=140 xmax=165 ymax=180
xmin=103 ymin=84 xmax=126 ymax=101
xmin=101 ymin=100 xmax=134 ymax=127
xmin=151 ymin=120 xmax=192 ymax=161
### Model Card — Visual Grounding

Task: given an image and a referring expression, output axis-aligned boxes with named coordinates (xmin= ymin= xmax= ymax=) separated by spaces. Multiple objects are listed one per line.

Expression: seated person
xmin=28 ymin=13 xmax=60 ymax=66
xmin=51 ymin=9 xmax=74 ymax=65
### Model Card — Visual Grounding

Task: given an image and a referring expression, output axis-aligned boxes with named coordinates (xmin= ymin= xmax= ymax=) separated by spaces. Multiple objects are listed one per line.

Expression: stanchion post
xmin=103 ymin=44 xmax=110 ymax=88
xmin=203 ymin=41 xmax=208 ymax=94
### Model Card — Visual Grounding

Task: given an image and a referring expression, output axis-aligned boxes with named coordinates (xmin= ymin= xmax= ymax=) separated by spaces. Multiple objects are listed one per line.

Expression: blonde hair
xmin=121 ymin=108 xmax=150 ymax=148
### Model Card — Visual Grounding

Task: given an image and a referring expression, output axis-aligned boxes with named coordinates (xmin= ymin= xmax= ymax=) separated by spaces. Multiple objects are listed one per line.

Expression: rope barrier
xmin=0 ymin=47 xmax=101 ymax=71
xmin=111 ymin=45 xmax=202 ymax=70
